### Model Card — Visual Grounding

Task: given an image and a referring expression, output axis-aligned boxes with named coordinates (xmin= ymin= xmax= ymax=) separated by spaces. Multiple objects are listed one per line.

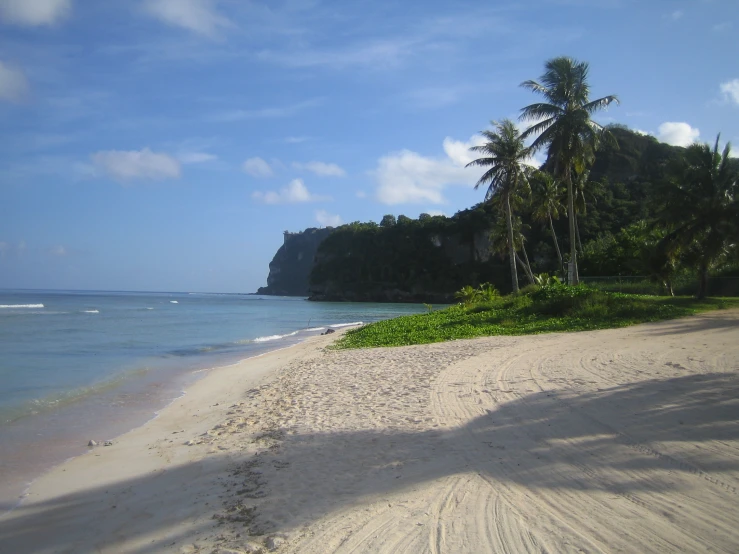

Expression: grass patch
xmin=333 ymin=285 xmax=739 ymax=349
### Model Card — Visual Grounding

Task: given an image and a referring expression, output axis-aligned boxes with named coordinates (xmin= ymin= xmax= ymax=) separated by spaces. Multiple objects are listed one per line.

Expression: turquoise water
xmin=0 ymin=289 xmax=427 ymax=510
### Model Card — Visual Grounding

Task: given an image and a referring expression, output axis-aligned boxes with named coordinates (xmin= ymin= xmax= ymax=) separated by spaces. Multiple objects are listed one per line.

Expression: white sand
xmin=1 ymin=312 xmax=738 ymax=553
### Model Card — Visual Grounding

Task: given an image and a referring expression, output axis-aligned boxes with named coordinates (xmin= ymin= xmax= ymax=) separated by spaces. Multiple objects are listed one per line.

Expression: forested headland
xmin=260 ymin=57 xmax=739 ymax=305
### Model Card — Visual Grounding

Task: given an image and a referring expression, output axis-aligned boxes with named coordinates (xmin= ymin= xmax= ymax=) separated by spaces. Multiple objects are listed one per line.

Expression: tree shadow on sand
xmin=1 ymin=372 xmax=738 ymax=552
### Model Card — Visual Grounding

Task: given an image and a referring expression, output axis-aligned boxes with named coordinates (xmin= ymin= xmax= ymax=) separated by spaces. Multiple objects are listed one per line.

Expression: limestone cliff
xmin=256 ymin=227 xmax=335 ymax=296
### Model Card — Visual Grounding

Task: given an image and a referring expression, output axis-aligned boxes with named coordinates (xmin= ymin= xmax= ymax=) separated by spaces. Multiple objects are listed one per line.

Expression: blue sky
xmin=0 ymin=0 xmax=737 ymax=293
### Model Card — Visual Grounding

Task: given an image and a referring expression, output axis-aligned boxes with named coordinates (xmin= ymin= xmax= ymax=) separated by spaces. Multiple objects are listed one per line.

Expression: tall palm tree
xmin=530 ymin=171 xmax=566 ymax=274
xmin=466 ymin=119 xmax=533 ymax=293
xmin=519 ymin=57 xmax=618 ymax=285
xmin=658 ymin=134 xmax=739 ymax=298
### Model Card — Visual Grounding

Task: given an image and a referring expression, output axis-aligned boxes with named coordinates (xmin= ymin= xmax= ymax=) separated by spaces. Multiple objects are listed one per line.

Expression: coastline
xmin=0 ymin=323 xmax=336 ymax=518
xmin=0 ymin=328 xmax=344 ymax=551
xmin=2 ymin=313 xmax=739 ymax=553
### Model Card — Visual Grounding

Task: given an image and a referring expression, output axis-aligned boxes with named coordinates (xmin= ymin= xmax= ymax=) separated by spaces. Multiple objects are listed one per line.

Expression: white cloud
xmin=0 ymin=60 xmax=29 ymax=103
xmin=243 ymin=157 xmax=273 ymax=178
xmin=713 ymin=22 xmax=732 ymax=32
xmin=374 ymin=133 xmax=551 ymax=205
xmin=442 ymin=136 xmax=484 ymax=166
xmin=720 ymin=79 xmax=739 ymax=105
xmin=315 ymin=210 xmax=342 ymax=227
xmin=252 ymin=179 xmax=328 ymax=204
xmin=657 ymin=122 xmax=700 ymax=147
xmin=356 ymin=190 xmax=367 ymax=199
xmin=178 ymin=152 xmax=217 ymax=164
xmin=292 ymin=161 xmax=346 ymax=177
xmin=375 ymin=139 xmax=480 ymax=205
xmin=143 ymin=0 xmax=231 ymax=38
xmin=48 ymin=245 xmax=67 ymax=256
xmin=0 ymin=0 xmax=70 ymax=26
xmin=91 ymin=148 xmax=181 ymax=181
xmin=445 ymin=132 xmax=543 ymax=168
xmin=633 ymin=129 xmax=651 ymax=136
xmin=670 ymin=10 xmax=683 ymax=20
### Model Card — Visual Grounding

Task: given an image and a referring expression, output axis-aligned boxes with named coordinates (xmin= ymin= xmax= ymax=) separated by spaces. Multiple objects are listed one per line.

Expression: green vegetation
xmin=306 ymin=56 xmax=737 ymax=304
xmin=333 ymin=285 xmax=739 ymax=349
xmin=466 ymin=120 xmax=534 ymax=293
xmin=520 ymin=56 xmax=619 ymax=285
xmin=309 ymin=204 xmax=508 ymax=301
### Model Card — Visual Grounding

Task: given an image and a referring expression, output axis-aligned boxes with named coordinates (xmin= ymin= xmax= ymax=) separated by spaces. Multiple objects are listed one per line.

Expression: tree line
xmin=468 ymin=56 xmax=738 ymax=298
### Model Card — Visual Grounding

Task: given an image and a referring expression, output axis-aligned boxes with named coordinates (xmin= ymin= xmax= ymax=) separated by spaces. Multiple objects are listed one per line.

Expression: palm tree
xmin=572 ymin=169 xmax=599 ymax=254
xmin=490 ymin=213 xmax=535 ymax=285
xmin=466 ymin=120 xmax=533 ymax=293
xmin=530 ymin=171 xmax=566 ymax=274
xmin=657 ymin=134 xmax=739 ymax=298
xmin=519 ymin=57 xmax=618 ymax=285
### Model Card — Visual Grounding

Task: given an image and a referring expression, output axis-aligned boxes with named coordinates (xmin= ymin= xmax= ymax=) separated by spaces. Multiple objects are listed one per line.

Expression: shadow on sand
xmin=1 ymin=371 xmax=738 ymax=552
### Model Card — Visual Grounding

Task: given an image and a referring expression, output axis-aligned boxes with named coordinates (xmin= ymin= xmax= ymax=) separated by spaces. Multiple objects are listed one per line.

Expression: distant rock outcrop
xmin=256 ymin=227 xmax=335 ymax=296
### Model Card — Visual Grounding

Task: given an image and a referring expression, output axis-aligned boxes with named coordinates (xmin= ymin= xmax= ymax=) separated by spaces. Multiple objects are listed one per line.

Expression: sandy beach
xmin=1 ymin=311 xmax=738 ymax=553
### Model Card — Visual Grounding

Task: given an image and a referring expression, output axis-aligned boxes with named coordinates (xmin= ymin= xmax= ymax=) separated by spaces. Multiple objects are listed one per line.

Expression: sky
xmin=0 ymin=0 xmax=737 ymax=293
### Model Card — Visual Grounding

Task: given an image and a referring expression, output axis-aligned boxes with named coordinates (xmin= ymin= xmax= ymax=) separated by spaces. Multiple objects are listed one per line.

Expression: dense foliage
xmin=309 ymin=125 xmax=737 ymax=300
xmin=309 ymin=204 xmax=510 ymax=301
xmin=333 ymin=285 xmax=739 ymax=349
xmin=305 ymin=57 xmax=739 ymax=302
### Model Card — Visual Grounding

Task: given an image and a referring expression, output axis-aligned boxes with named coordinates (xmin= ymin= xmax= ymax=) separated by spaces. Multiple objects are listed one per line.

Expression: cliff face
xmin=256 ymin=227 xmax=335 ymax=296
xmin=308 ymin=227 xmax=498 ymax=302
xmin=307 ymin=205 xmax=506 ymax=302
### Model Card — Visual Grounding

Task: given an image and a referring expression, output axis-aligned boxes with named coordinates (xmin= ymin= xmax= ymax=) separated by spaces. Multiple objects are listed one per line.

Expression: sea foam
xmin=253 ymin=331 xmax=300 ymax=343
xmin=0 ymin=304 xmax=44 ymax=309
xmin=329 ymin=321 xmax=363 ymax=328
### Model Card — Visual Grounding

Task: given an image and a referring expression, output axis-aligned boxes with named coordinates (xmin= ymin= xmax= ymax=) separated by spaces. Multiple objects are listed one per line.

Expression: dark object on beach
xmin=88 ymin=440 xmax=97 ymax=447
xmin=322 ymin=328 xmax=336 ymax=335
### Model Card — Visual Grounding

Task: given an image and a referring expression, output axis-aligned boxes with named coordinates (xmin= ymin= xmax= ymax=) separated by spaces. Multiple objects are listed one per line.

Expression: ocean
xmin=0 ymin=289 xmax=427 ymax=512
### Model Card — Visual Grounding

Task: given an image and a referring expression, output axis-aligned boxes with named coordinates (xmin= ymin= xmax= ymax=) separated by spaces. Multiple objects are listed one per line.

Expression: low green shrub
xmin=333 ymin=287 xmax=739 ymax=349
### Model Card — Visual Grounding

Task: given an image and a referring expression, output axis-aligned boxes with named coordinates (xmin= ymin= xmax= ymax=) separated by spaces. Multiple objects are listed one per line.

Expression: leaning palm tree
xmin=466 ymin=120 xmax=533 ymax=293
xmin=657 ymin=134 xmax=739 ymax=298
xmin=530 ymin=171 xmax=566 ymax=274
xmin=490 ymin=213 xmax=535 ymax=285
xmin=519 ymin=57 xmax=618 ymax=285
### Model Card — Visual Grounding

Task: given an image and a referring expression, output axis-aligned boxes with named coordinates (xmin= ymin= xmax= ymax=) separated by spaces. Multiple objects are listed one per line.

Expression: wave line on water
xmin=0 ymin=304 xmax=44 ymax=309
xmin=252 ymin=330 xmax=300 ymax=343
xmin=328 ymin=321 xmax=364 ymax=328
xmin=0 ymin=366 xmax=151 ymax=426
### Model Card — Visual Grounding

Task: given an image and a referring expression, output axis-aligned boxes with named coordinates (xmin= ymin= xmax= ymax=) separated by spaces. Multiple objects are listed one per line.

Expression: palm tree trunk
xmin=505 ymin=194 xmax=519 ymax=293
xmin=575 ymin=212 xmax=583 ymax=254
xmin=566 ymin=165 xmax=579 ymax=285
xmin=521 ymin=243 xmax=535 ymax=283
xmin=697 ymin=261 xmax=708 ymax=299
xmin=548 ymin=212 xmax=563 ymax=274
xmin=515 ymin=252 xmax=534 ymax=285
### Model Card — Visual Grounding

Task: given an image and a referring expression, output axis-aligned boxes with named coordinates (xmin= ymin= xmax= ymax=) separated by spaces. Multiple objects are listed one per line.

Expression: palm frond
xmin=583 ymin=95 xmax=619 ymax=114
